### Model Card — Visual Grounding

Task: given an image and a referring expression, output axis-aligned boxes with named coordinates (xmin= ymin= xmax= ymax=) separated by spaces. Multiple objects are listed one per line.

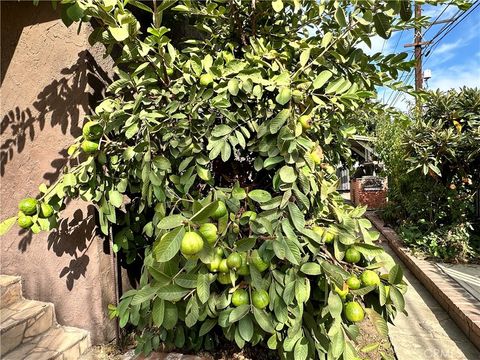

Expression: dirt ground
xmin=86 ymin=317 xmax=395 ymax=360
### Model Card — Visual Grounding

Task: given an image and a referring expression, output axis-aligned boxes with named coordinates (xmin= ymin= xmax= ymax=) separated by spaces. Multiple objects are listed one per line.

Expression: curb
xmin=122 ymin=351 xmax=205 ymax=360
xmin=365 ymin=211 xmax=480 ymax=350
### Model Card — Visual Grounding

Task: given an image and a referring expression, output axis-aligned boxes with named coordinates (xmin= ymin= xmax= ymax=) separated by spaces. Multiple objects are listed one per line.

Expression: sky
xmin=360 ymin=2 xmax=480 ymax=112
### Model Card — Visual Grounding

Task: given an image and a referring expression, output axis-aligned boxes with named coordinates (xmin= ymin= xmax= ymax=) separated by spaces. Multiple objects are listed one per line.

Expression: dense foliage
xmin=379 ymin=87 xmax=480 ymax=262
xmin=1 ymin=0 xmax=471 ymax=358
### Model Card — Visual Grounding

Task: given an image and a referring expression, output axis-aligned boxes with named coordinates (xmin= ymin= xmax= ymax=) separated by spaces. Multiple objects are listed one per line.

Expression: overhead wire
xmin=424 ymin=1 xmax=480 ymax=62
xmin=386 ymin=1 xmax=478 ymax=109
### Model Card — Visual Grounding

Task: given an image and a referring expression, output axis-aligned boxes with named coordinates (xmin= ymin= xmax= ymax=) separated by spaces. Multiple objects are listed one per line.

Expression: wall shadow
xmin=49 ymin=205 xmax=96 ymax=290
xmin=1 ymin=50 xmax=110 ymax=177
xmin=1 ymin=1 xmax=59 ymax=85
xmin=2 ymin=47 xmax=111 ymax=289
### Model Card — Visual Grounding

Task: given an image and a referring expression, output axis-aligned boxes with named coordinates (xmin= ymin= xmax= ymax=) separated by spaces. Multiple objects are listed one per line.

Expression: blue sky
xmin=361 ymin=3 xmax=480 ymax=111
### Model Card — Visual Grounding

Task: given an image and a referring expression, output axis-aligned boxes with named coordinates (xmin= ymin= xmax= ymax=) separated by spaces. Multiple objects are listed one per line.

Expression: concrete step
xmin=0 ymin=275 xmax=23 ymax=308
xmin=1 ymin=299 xmax=55 ymax=355
xmin=3 ymin=325 xmax=91 ymax=360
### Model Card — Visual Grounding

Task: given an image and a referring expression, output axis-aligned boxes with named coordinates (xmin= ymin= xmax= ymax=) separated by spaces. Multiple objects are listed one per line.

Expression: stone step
xmin=3 ymin=325 xmax=91 ymax=360
xmin=0 ymin=275 xmax=23 ymax=308
xmin=1 ymin=299 xmax=55 ymax=355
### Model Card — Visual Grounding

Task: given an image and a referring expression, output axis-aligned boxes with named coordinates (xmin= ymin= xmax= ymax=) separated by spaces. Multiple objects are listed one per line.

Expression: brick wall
xmin=350 ymin=177 xmax=387 ymax=209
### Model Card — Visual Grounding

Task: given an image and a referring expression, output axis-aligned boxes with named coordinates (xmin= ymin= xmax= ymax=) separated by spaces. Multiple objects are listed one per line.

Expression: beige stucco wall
xmin=1 ymin=1 xmax=116 ymax=344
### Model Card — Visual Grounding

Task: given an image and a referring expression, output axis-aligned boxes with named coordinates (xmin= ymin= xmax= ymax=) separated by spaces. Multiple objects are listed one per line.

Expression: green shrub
xmin=378 ymin=87 xmax=480 ymax=261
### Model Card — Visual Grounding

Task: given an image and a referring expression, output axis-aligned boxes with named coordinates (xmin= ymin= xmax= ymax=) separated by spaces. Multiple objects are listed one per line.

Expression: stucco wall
xmin=1 ymin=1 xmax=115 ymax=344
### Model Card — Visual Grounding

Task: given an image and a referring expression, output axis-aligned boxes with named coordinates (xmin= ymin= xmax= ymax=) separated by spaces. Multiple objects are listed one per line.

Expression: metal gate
xmin=337 ymin=167 xmax=350 ymax=191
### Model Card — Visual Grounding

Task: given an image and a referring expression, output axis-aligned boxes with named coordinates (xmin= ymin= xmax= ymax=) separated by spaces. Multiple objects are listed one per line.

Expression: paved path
xmin=380 ymin=239 xmax=480 ymax=360
xmin=436 ymin=263 xmax=480 ymax=302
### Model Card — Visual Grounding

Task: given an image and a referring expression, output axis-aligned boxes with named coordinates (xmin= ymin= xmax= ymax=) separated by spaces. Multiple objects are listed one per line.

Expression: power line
xmin=423 ymin=2 xmax=453 ymax=36
xmin=424 ymin=1 xmax=480 ymax=61
xmin=387 ymin=2 xmax=477 ymax=109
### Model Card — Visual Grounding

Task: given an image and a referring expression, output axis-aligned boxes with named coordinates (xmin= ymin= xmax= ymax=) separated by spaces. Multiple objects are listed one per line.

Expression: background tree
xmin=379 ymin=87 xmax=479 ymax=262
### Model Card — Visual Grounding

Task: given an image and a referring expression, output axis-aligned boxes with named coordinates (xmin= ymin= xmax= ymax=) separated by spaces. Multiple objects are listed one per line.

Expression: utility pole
xmin=404 ymin=3 xmax=430 ymax=91
xmin=400 ymin=1 xmax=456 ymax=109
xmin=414 ymin=3 xmax=423 ymax=92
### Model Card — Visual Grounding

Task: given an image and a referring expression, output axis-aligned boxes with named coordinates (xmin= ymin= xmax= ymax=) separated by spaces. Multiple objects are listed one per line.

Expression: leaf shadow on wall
xmin=1 ymin=50 xmax=110 ymax=178
xmin=49 ymin=205 xmax=97 ymax=291
xmin=5 ymin=50 xmax=111 ymax=290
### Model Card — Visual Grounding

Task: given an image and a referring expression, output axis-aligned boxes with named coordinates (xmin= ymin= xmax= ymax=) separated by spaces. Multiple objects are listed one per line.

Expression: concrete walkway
xmin=436 ymin=263 xmax=480 ymax=302
xmin=381 ymin=240 xmax=480 ymax=360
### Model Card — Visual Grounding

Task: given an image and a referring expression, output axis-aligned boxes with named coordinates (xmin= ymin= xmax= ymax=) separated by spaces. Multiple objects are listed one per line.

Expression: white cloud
xmin=427 ymin=60 xmax=480 ymax=90
xmin=423 ymin=4 xmax=458 ymax=23
xmin=424 ymin=24 xmax=479 ymax=68
xmin=357 ymin=31 xmax=404 ymax=56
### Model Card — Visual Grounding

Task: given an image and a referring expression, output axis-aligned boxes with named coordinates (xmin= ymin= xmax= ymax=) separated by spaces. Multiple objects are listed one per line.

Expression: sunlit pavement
xmin=380 ymin=238 xmax=480 ymax=360
xmin=436 ymin=263 xmax=480 ymax=303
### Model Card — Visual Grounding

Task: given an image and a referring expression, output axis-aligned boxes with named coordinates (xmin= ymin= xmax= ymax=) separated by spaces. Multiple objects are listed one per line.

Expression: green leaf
xmin=321 ymin=32 xmax=333 ymax=48
xmin=373 ymin=13 xmax=391 ymax=39
xmin=109 ymin=25 xmax=130 ymax=41
xmin=267 ymin=333 xmax=277 ymax=350
xmin=129 ymin=0 xmax=154 ymax=13
xmin=365 ymin=308 xmax=389 ymax=337
xmin=300 ymin=262 xmax=322 ymax=275
xmin=325 ymin=77 xmax=347 ymax=94
xmin=388 ymin=264 xmax=403 ymax=285
xmin=196 ymin=273 xmax=210 ymax=304
xmin=153 ymin=227 xmax=185 ymax=263
xmin=228 ymin=78 xmax=240 ymax=96
xmin=152 ymin=298 xmax=165 ymax=326
xmin=353 ymin=243 xmax=384 ymax=257
xmin=299 ymin=48 xmax=310 ymax=67
xmin=276 ymin=87 xmax=291 ymax=105
xmin=109 ymin=190 xmax=123 ymax=208
xmin=248 ymin=189 xmax=272 ymax=203
xmin=156 ymin=284 xmax=189 ymax=302
xmin=163 ymin=302 xmax=178 ymax=330
xmin=63 ymin=173 xmax=77 ymax=187
xmin=131 ymin=285 xmax=157 ymax=305
xmin=294 ymin=338 xmax=309 ymax=360
xmin=287 ymin=203 xmax=305 ymax=232
xmin=199 ymin=318 xmax=217 ymax=336
xmin=328 ymin=292 xmax=343 ymax=319
xmin=66 ymin=2 xmax=84 ymax=21
xmin=269 ymin=109 xmax=290 ymax=134
xmin=212 ymin=124 xmax=232 ymax=137
xmin=239 ymin=315 xmax=254 ymax=341
xmin=400 ymin=1 xmax=413 ymax=21
xmin=229 ymin=304 xmax=250 ymax=323
xmin=389 ymin=286 xmax=405 ymax=312
xmin=157 ymin=214 xmax=186 ymax=229
xmin=331 ymin=328 xmax=345 ymax=358
xmin=279 ymin=165 xmax=297 ymax=183
xmin=0 ymin=217 xmax=17 ymax=236
xmin=335 ymin=7 xmax=347 ymax=27
xmin=153 ymin=156 xmax=171 ymax=170
xmin=174 ymin=273 xmax=197 ymax=288
xmin=312 ymin=70 xmax=332 ymax=89
xmin=360 ymin=342 xmax=380 ymax=353
xmin=253 ymin=308 xmax=275 ymax=333
xmin=185 ymin=296 xmax=199 ymax=328
xmin=190 ymin=201 xmax=219 ymax=222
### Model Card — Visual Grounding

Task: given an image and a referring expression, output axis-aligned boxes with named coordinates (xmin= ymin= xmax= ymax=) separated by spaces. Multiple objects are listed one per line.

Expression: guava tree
xmin=1 ymin=0 xmax=469 ymax=358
